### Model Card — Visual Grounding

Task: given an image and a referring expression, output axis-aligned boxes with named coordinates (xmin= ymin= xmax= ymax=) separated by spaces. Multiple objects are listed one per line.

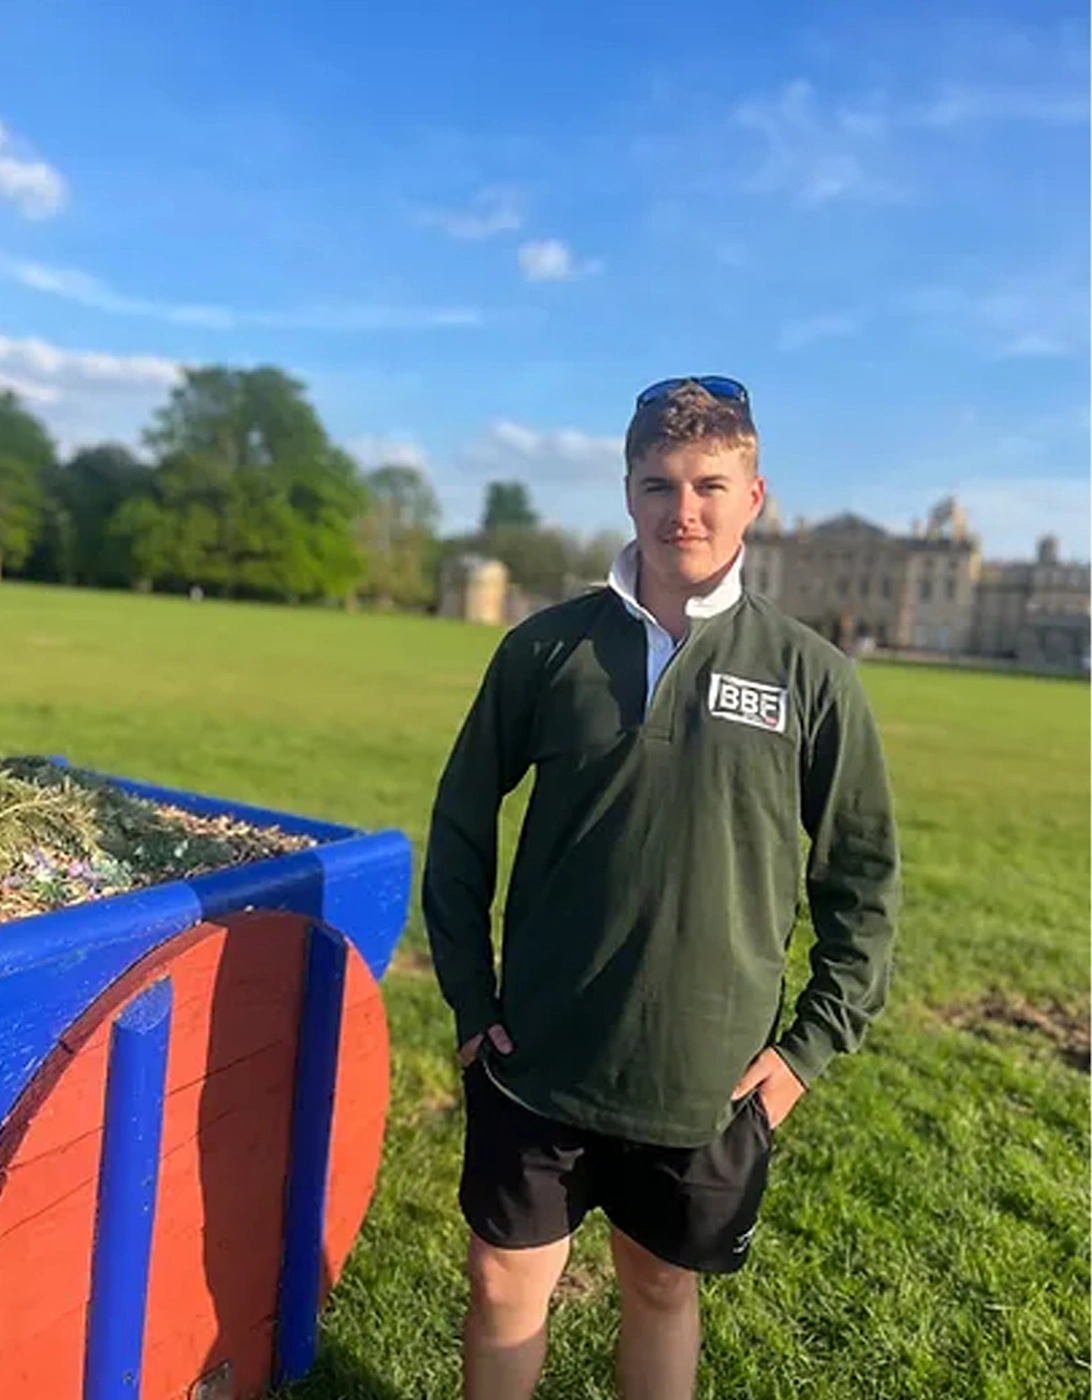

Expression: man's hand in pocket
xmin=731 ymin=1047 xmax=806 ymax=1129
xmin=458 ymin=1023 xmax=514 ymax=1069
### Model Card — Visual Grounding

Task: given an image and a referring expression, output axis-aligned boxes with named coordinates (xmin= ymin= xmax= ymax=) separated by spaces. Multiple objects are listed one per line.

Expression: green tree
xmin=146 ymin=366 xmax=326 ymax=473
xmin=573 ymin=529 xmax=626 ymax=582
xmin=357 ymin=464 xmax=442 ymax=609
xmin=442 ymin=522 xmax=625 ymax=602
xmin=25 ymin=471 xmax=78 ymax=585
xmin=0 ymin=392 xmax=55 ymax=579
xmin=129 ymin=366 xmax=363 ymax=601
xmin=108 ymin=494 xmax=177 ymax=591
xmin=482 ymin=480 xmax=538 ymax=531
xmin=48 ymin=444 xmax=148 ymax=587
xmin=483 ymin=523 xmax=573 ymax=597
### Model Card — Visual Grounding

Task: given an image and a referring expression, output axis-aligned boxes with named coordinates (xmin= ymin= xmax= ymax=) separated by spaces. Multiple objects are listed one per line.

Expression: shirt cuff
xmin=452 ymin=984 xmax=503 ymax=1049
xmin=776 ymin=1018 xmax=837 ymax=1088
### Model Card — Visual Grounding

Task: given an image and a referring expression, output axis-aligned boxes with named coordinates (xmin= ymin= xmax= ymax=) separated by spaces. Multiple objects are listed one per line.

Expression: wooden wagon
xmin=0 ymin=767 xmax=411 ymax=1400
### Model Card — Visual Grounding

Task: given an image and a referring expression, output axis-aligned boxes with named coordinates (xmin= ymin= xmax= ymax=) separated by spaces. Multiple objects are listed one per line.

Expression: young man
xmin=423 ymin=377 xmax=900 ymax=1400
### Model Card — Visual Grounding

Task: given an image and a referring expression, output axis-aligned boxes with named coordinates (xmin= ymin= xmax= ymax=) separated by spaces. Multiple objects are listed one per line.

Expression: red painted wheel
xmin=0 ymin=912 xmax=390 ymax=1400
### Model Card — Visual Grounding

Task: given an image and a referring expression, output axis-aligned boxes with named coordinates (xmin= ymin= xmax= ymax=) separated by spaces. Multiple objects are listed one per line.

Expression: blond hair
xmin=624 ymin=382 xmax=759 ymax=475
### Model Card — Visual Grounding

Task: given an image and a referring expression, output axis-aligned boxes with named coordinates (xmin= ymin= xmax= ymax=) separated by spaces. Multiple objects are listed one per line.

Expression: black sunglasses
xmin=635 ymin=375 xmax=750 ymax=410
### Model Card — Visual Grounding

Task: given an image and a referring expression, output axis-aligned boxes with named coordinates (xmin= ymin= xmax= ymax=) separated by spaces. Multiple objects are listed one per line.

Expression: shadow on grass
xmin=272 ymin=1336 xmax=413 ymax=1400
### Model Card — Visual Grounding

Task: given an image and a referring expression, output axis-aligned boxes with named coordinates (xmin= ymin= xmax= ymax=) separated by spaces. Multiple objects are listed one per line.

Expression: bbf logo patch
xmin=707 ymin=673 xmax=788 ymax=734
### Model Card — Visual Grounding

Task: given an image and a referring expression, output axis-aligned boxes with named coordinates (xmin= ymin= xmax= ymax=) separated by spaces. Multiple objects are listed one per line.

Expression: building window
xmin=860 ymin=578 xmax=871 ymax=599
xmin=946 ymin=579 xmax=957 ymax=601
xmin=837 ymin=578 xmax=850 ymax=598
xmin=919 ymin=579 xmax=933 ymax=602
xmin=915 ymin=624 xmax=930 ymax=648
xmin=937 ymin=625 xmax=951 ymax=651
xmin=882 ymin=578 xmax=893 ymax=599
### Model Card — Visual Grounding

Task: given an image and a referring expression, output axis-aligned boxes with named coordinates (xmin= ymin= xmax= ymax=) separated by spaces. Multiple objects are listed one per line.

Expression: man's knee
xmin=612 ymin=1229 xmax=698 ymax=1314
xmin=467 ymin=1233 xmax=571 ymax=1319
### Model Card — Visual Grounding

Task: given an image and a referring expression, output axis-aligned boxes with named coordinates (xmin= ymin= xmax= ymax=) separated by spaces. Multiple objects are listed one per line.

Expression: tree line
xmin=0 ymin=366 xmax=624 ymax=610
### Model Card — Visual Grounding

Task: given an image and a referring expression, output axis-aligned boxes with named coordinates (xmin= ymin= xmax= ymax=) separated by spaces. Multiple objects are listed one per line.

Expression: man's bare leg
xmin=611 ymin=1227 xmax=701 ymax=1400
xmin=463 ymin=1232 xmax=571 ymax=1400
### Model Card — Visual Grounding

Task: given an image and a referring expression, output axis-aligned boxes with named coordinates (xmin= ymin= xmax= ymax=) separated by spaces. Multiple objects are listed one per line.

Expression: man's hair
xmin=624 ymin=382 xmax=759 ymax=476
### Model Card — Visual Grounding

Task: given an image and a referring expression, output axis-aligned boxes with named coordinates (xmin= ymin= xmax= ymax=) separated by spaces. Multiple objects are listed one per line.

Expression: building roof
xmin=808 ymin=512 xmax=890 ymax=539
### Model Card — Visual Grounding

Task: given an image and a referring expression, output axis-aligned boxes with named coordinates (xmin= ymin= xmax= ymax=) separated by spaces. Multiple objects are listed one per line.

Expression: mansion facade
xmin=742 ymin=496 xmax=1090 ymax=675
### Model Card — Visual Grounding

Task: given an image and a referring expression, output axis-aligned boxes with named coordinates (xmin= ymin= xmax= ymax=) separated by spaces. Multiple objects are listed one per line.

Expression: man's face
xmin=625 ymin=442 xmax=765 ymax=591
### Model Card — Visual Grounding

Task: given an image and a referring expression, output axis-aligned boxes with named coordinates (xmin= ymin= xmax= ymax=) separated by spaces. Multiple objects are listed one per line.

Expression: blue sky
xmin=0 ymin=0 xmax=1087 ymax=557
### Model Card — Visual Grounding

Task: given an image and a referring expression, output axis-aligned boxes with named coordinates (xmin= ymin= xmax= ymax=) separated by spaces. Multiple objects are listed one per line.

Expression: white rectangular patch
xmin=707 ymin=672 xmax=788 ymax=734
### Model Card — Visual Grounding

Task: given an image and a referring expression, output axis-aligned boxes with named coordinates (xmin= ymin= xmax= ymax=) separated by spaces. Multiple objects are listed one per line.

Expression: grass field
xmin=1 ymin=582 xmax=1088 ymax=1400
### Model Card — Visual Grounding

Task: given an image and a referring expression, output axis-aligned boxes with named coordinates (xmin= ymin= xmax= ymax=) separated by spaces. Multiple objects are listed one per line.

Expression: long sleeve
xmin=777 ymin=666 xmax=901 ymax=1086
xmin=422 ymin=632 xmax=538 ymax=1046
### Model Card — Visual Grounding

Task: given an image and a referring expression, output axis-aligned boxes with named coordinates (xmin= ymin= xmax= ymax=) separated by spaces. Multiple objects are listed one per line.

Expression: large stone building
xmin=743 ymin=496 xmax=1089 ymax=673
xmin=972 ymin=535 xmax=1091 ymax=674
xmin=440 ymin=499 xmax=1089 ymax=675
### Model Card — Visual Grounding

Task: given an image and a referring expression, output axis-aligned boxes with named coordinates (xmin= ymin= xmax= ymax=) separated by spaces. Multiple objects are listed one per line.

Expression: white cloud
xmin=0 ymin=334 xmax=181 ymax=389
xmin=437 ymin=417 xmax=628 ymax=533
xmin=348 ymin=434 xmax=429 ymax=469
xmin=902 ymin=274 xmax=1087 ymax=359
xmin=730 ymin=69 xmax=1087 ymax=211
xmin=915 ymin=84 xmax=1089 ymax=128
xmin=779 ymin=311 xmax=866 ymax=351
xmin=518 ymin=239 xmax=602 ymax=282
xmin=417 ymin=187 xmax=522 ymax=239
xmin=0 ymin=255 xmax=484 ymax=332
xmin=251 ymin=304 xmax=483 ymax=332
xmin=467 ymin=420 xmax=624 ymax=474
xmin=854 ymin=477 xmax=1090 ymax=562
xmin=5 ymin=258 xmax=233 ymax=325
xmin=844 ymin=399 xmax=1091 ymax=560
xmin=0 ymin=370 xmax=61 ymax=404
xmin=734 ymin=81 xmax=907 ymax=207
xmin=993 ymin=332 xmax=1074 ymax=360
xmin=0 ymin=333 xmax=184 ymax=458
xmin=955 ymin=478 xmax=1090 ymax=560
xmin=0 ymin=122 xmax=67 ymax=219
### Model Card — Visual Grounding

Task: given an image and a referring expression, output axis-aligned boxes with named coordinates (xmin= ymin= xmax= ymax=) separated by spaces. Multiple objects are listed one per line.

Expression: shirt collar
xmin=607 ymin=540 xmax=746 ymax=628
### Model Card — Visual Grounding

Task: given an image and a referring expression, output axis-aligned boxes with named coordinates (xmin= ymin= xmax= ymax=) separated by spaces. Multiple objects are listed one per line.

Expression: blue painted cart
xmin=0 ymin=765 xmax=412 ymax=1400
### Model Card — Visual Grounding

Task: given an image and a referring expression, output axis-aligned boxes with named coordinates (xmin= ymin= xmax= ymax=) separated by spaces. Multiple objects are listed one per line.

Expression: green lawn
xmin=1 ymin=583 xmax=1088 ymax=1400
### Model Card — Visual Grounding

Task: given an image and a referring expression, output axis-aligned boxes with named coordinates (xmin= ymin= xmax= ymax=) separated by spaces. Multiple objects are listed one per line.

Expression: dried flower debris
xmin=0 ymin=756 xmax=318 ymax=924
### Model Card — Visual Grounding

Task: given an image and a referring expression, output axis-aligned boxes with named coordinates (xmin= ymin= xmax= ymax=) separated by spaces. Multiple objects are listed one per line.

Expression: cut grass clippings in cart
xmin=0 ymin=756 xmax=317 ymax=924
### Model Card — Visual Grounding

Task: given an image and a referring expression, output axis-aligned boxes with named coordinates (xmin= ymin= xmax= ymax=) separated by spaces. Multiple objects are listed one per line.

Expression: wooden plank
xmin=0 ymin=914 xmax=305 ymax=1397
xmin=321 ymin=949 xmax=390 ymax=1293
xmin=139 ymin=913 xmax=306 ymax=1400
xmin=3 ymin=1300 xmax=86 ymax=1398
xmin=0 ymin=1170 xmax=98 ymax=1342
xmin=0 ymin=908 xmax=395 ymax=1400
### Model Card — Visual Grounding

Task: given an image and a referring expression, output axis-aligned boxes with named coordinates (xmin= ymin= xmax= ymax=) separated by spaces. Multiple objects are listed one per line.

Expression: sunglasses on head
xmin=635 ymin=375 xmax=750 ymax=410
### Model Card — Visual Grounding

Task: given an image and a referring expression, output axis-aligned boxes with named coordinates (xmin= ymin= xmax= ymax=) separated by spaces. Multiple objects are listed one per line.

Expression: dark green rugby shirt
xmin=423 ymin=585 xmax=900 ymax=1148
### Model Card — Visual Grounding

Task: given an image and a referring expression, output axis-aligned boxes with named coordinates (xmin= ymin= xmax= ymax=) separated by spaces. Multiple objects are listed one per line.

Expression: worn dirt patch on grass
xmin=938 ymin=992 xmax=1090 ymax=1073
xmin=388 ymin=946 xmax=435 ymax=977
xmin=554 ymin=1261 xmax=610 ymax=1304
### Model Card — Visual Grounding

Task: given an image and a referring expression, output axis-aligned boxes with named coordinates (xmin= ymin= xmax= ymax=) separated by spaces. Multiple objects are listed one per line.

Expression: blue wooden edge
xmin=84 ymin=978 xmax=173 ymax=1400
xmin=274 ymin=923 xmax=348 ymax=1385
xmin=0 ymin=764 xmax=412 ymax=1133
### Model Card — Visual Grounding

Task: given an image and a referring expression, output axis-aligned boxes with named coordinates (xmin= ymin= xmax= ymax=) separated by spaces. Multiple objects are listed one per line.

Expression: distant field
xmin=1 ymin=582 xmax=1088 ymax=1400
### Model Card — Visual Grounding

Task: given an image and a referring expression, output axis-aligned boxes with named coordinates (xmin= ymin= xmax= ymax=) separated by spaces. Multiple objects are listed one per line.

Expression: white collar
xmin=607 ymin=540 xmax=745 ymax=629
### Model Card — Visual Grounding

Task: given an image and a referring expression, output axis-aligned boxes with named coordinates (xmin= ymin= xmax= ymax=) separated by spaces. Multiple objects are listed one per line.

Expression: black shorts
xmin=458 ymin=1060 xmax=773 ymax=1274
